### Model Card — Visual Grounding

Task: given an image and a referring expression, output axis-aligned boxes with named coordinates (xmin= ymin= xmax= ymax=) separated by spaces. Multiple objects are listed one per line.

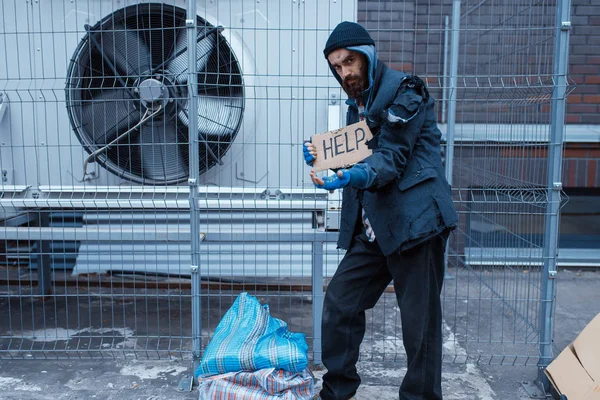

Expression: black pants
xmin=320 ymin=231 xmax=448 ymax=400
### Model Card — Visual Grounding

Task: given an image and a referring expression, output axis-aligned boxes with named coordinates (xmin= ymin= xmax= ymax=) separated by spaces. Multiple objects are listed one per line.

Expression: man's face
xmin=327 ymin=48 xmax=368 ymax=100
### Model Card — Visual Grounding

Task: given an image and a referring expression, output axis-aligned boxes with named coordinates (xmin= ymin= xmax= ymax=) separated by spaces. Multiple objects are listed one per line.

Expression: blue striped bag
xmin=195 ymin=292 xmax=309 ymax=378
xmin=197 ymin=368 xmax=314 ymax=400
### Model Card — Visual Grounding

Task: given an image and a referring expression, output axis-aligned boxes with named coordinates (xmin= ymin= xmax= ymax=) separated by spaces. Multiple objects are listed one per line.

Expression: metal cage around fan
xmin=65 ymin=3 xmax=244 ymax=185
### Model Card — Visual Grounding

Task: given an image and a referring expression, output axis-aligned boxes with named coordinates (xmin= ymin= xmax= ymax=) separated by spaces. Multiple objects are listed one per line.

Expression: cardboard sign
xmin=311 ymin=120 xmax=373 ymax=172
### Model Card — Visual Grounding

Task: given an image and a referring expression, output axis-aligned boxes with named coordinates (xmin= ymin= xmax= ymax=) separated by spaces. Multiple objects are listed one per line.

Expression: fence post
xmin=442 ymin=15 xmax=449 ymax=124
xmin=444 ymin=0 xmax=461 ymax=186
xmin=312 ymin=240 xmax=324 ymax=366
xmin=443 ymin=0 xmax=461 ymax=275
xmin=537 ymin=0 xmax=571 ymax=390
xmin=187 ymin=0 xmax=202 ymax=369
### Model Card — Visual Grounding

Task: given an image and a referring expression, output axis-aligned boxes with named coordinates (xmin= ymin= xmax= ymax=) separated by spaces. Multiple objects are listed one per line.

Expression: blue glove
xmin=303 ymin=140 xmax=315 ymax=166
xmin=314 ymin=170 xmax=351 ymax=190
xmin=313 ymin=166 xmax=370 ymax=191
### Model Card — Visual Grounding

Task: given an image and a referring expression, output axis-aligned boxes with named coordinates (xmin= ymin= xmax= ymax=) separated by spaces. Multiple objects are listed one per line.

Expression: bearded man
xmin=303 ymin=21 xmax=458 ymax=400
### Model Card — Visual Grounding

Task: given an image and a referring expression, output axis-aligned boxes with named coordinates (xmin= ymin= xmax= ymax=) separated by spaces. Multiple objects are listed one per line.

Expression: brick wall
xmin=357 ymin=0 xmax=599 ymax=125
xmin=357 ymin=1 xmax=416 ymax=72
xmin=567 ymin=0 xmax=600 ymax=124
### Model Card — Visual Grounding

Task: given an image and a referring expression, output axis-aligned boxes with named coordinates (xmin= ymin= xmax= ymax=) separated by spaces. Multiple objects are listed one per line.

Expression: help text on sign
xmin=311 ymin=120 xmax=373 ymax=172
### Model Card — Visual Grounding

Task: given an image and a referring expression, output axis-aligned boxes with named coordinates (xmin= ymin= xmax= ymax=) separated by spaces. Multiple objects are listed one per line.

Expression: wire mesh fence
xmin=0 ymin=0 xmax=569 ymax=369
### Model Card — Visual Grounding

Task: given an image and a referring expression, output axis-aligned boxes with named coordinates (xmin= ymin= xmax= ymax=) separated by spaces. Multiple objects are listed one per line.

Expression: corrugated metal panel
xmin=74 ymin=242 xmax=344 ymax=277
xmin=73 ymin=210 xmax=344 ymax=277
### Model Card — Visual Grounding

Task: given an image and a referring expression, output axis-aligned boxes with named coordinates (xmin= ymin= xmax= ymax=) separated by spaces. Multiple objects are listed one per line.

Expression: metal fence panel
xmin=0 ymin=0 xmax=568 ymax=369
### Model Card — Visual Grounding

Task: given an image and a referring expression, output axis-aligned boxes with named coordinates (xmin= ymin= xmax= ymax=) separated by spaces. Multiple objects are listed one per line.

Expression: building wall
xmin=357 ymin=0 xmax=600 ymax=125
xmin=566 ymin=0 xmax=600 ymax=124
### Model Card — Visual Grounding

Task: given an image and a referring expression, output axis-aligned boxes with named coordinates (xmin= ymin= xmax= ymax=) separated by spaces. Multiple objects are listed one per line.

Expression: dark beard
xmin=342 ymin=75 xmax=367 ymax=100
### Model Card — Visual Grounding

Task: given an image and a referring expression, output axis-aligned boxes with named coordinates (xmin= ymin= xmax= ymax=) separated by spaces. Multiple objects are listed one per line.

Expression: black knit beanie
xmin=323 ymin=21 xmax=375 ymax=58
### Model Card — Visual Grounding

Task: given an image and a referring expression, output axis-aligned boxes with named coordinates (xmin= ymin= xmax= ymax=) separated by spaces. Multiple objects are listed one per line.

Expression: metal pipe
xmin=34 ymin=186 xmax=329 ymax=195
xmin=0 ymin=227 xmax=205 ymax=241
xmin=0 ymin=199 xmax=328 ymax=210
xmin=537 ymin=0 xmax=571 ymax=390
xmin=445 ymin=0 xmax=461 ymax=186
xmin=0 ymin=187 xmax=330 ymax=210
xmin=442 ymin=16 xmax=449 ymax=124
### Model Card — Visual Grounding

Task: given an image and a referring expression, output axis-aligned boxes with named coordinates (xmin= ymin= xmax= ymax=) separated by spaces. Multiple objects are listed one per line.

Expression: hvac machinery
xmin=0 ymin=0 xmax=354 ymax=277
xmin=0 ymin=0 xmax=353 ymax=187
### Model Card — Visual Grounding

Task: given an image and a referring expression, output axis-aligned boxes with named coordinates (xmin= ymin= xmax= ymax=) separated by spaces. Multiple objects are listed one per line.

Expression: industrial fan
xmin=65 ymin=3 xmax=244 ymax=185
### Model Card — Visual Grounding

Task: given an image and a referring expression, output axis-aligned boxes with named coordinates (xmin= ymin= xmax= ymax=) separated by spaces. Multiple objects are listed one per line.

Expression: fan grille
xmin=65 ymin=3 xmax=244 ymax=185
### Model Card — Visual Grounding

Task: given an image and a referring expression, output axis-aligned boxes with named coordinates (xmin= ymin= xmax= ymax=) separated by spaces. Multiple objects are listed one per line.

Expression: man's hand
xmin=310 ymin=169 xmax=350 ymax=191
xmin=310 ymin=165 xmax=372 ymax=191
xmin=303 ymin=140 xmax=317 ymax=166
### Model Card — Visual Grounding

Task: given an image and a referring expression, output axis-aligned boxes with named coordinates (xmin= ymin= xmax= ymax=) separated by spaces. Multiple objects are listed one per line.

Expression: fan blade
xmin=178 ymin=95 xmax=242 ymax=139
xmin=137 ymin=123 xmax=188 ymax=182
xmin=98 ymin=22 xmax=152 ymax=77
xmin=166 ymin=26 xmax=216 ymax=84
xmin=80 ymin=89 xmax=141 ymax=146
xmin=145 ymin=26 xmax=177 ymax=70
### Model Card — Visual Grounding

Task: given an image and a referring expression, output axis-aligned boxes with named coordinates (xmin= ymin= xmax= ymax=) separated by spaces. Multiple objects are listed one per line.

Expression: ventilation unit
xmin=65 ymin=3 xmax=244 ymax=184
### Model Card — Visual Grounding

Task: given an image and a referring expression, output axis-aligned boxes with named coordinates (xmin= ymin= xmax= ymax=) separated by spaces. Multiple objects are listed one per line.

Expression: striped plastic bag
xmin=197 ymin=368 xmax=314 ymax=400
xmin=195 ymin=292 xmax=309 ymax=378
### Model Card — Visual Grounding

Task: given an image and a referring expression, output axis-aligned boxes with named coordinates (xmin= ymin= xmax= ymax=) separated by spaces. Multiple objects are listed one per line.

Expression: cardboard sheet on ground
xmin=311 ymin=120 xmax=373 ymax=172
xmin=545 ymin=313 xmax=600 ymax=399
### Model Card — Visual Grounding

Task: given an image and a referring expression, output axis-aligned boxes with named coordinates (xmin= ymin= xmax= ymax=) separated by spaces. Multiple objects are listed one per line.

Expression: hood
xmin=328 ymin=44 xmax=378 ymax=108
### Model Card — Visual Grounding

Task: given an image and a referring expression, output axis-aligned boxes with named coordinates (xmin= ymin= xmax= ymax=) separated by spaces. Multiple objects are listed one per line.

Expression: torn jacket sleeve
xmin=361 ymin=76 xmax=428 ymax=190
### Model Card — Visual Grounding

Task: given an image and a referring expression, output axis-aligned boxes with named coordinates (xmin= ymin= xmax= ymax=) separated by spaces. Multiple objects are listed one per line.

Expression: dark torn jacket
xmin=335 ymin=61 xmax=458 ymax=256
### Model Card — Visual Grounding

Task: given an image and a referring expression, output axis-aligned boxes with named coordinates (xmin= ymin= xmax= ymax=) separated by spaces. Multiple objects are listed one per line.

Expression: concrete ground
xmin=0 ymin=268 xmax=598 ymax=400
